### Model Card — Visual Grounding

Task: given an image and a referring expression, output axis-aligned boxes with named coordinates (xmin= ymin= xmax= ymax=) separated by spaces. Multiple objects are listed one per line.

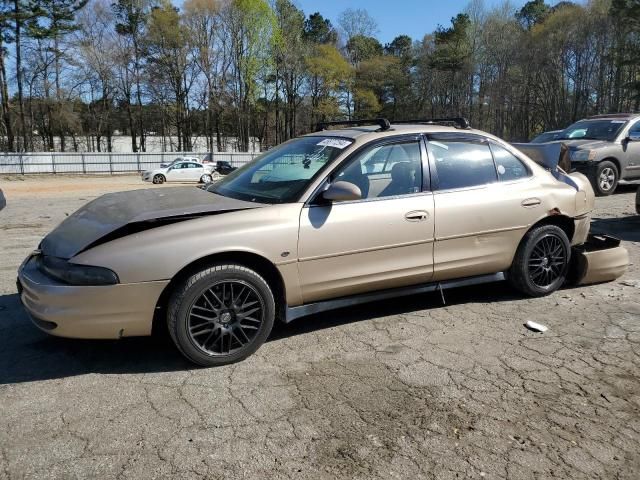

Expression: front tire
xmin=591 ymin=160 xmax=618 ymax=196
xmin=200 ymin=174 xmax=213 ymax=183
xmin=153 ymin=174 xmax=165 ymax=184
xmin=167 ymin=264 xmax=275 ymax=366
xmin=509 ymin=224 xmax=571 ymax=297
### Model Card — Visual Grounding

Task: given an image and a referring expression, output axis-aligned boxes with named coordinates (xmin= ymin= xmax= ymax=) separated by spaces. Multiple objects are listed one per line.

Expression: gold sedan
xmin=18 ymin=118 xmax=628 ymax=366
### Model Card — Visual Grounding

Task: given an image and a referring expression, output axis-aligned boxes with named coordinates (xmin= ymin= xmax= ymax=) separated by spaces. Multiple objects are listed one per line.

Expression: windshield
xmin=559 ymin=120 xmax=627 ymax=141
xmin=531 ymin=131 xmax=560 ymax=143
xmin=208 ymin=136 xmax=353 ymax=203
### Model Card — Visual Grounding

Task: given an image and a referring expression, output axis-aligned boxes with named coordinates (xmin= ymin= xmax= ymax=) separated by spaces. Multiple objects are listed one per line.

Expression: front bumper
xmin=18 ymin=255 xmax=169 ymax=339
xmin=570 ymin=161 xmax=596 ymax=177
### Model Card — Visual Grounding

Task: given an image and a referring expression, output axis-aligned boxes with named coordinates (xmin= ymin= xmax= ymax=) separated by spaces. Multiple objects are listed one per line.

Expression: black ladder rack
xmin=392 ymin=117 xmax=471 ymax=129
xmin=315 ymin=118 xmax=391 ymax=132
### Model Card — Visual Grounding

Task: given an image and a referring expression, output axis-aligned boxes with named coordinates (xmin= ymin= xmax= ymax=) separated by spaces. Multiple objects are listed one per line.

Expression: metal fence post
xmin=109 ymin=152 xmax=113 ymax=175
xmin=230 ymin=153 xmax=234 ymax=167
xmin=51 ymin=153 xmax=56 ymax=174
xmin=81 ymin=152 xmax=86 ymax=174
xmin=137 ymin=152 xmax=141 ymax=172
xmin=19 ymin=153 xmax=24 ymax=175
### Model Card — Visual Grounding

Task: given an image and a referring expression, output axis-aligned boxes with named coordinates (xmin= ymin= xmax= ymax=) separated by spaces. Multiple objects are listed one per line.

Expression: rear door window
xmin=427 ymin=139 xmax=497 ymax=190
xmin=489 ymin=143 xmax=530 ymax=182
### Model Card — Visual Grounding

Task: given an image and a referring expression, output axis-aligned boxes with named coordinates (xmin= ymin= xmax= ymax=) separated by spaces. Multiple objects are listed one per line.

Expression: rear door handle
xmin=405 ymin=210 xmax=429 ymax=222
xmin=521 ymin=198 xmax=541 ymax=207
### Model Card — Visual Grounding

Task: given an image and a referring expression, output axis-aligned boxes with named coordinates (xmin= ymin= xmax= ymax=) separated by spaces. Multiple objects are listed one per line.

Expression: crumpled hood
xmin=40 ymin=187 xmax=266 ymax=259
xmin=553 ymin=139 xmax=610 ymax=150
xmin=512 ymin=142 xmax=564 ymax=170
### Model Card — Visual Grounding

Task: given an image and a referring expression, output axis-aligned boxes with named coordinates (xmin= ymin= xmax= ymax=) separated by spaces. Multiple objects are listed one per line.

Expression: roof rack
xmin=392 ymin=117 xmax=471 ymax=129
xmin=315 ymin=118 xmax=391 ymax=132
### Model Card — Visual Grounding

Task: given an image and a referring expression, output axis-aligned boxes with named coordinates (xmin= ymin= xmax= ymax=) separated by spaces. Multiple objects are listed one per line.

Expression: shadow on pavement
xmin=0 ymin=293 xmax=190 ymax=384
xmin=270 ymin=282 xmax=520 ymax=341
xmin=612 ymin=183 xmax=638 ymax=195
xmin=591 ymin=215 xmax=640 ymax=242
xmin=0 ymin=282 xmax=521 ymax=384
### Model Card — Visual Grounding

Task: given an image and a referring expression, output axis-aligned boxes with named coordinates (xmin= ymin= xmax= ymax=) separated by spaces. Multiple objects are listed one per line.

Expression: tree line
xmin=0 ymin=0 xmax=638 ymax=153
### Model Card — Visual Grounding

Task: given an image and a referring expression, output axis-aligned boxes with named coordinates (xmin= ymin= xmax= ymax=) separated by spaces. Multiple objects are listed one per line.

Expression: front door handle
xmin=405 ymin=210 xmax=429 ymax=222
xmin=521 ymin=198 xmax=541 ymax=207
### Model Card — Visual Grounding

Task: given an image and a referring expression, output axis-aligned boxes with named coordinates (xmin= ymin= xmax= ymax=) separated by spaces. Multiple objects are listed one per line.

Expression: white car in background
xmin=159 ymin=156 xmax=201 ymax=168
xmin=142 ymin=160 xmax=216 ymax=184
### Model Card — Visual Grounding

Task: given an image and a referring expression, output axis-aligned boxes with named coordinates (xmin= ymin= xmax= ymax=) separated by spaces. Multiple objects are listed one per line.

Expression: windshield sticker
xmin=317 ymin=138 xmax=351 ymax=149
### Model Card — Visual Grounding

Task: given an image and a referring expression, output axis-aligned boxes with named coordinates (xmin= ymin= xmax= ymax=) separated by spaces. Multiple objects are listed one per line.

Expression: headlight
xmin=37 ymin=255 xmax=119 ymax=285
xmin=570 ymin=149 xmax=596 ymax=161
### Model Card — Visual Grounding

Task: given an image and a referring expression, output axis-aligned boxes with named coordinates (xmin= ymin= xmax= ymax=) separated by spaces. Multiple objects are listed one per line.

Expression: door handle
xmin=521 ymin=198 xmax=541 ymax=207
xmin=405 ymin=210 xmax=429 ymax=222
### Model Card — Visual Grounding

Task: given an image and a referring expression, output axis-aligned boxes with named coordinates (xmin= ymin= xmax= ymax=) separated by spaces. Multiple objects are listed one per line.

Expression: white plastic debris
xmin=525 ymin=321 xmax=548 ymax=333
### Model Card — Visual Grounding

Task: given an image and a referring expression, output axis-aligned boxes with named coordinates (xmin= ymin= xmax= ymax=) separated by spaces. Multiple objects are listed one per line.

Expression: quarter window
xmin=335 ymin=141 xmax=422 ymax=199
xmin=428 ymin=140 xmax=497 ymax=190
xmin=490 ymin=143 xmax=530 ymax=181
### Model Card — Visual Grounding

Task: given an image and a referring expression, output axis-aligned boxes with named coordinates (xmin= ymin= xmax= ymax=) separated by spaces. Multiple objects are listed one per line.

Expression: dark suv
xmin=215 ymin=161 xmax=237 ymax=175
xmin=554 ymin=114 xmax=640 ymax=195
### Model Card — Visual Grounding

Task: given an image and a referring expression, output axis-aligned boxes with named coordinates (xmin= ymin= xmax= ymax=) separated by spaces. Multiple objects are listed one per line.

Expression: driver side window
xmin=334 ymin=141 xmax=423 ymax=200
xmin=629 ymin=121 xmax=640 ymax=136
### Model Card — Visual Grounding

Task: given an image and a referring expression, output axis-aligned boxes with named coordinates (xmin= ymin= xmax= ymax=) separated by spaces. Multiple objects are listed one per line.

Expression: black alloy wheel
xmin=509 ymin=224 xmax=571 ymax=297
xmin=187 ymin=280 xmax=264 ymax=356
xmin=168 ymin=264 xmax=275 ymax=366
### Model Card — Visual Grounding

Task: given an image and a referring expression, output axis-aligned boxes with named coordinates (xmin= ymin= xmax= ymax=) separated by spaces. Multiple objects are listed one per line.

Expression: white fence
xmin=0 ymin=152 xmax=259 ymax=175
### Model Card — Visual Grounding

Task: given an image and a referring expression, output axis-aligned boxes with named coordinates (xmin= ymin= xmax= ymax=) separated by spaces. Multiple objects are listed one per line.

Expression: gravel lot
xmin=1 ymin=175 xmax=639 ymax=480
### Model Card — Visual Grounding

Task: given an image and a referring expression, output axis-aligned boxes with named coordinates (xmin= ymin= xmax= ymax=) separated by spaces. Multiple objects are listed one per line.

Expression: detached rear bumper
xmin=18 ymin=255 xmax=168 ymax=339
xmin=570 ymin=235 xmax=629 ymax=285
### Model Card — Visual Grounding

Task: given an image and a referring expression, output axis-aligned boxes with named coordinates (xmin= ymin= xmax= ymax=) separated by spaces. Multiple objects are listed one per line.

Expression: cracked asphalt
xmin=0 ymin=176 xmax=639 ymax=479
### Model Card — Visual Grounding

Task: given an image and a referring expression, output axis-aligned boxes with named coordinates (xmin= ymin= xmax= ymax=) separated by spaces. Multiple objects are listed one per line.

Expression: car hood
xmin=512 ymin=142 xmax=564 ymax=170
xmin=40 ymin=187 xmax=266 ymax=259
xmin=553 ymin=139 xmax=610 ymax=150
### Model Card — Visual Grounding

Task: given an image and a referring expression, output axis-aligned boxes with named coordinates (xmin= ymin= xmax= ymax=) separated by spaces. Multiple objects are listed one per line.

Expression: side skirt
xmin=284 ymin=272 xmax=506 ymax=323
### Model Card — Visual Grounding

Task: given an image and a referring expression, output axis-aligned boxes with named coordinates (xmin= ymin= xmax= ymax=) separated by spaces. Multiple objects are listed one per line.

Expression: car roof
xmin=304 ymin=123 xmax=485 ymax=140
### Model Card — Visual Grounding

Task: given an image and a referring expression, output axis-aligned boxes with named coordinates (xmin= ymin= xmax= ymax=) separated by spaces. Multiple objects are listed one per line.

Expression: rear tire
xmin=590 ymin=160 xmax=618 ymax=196
xmin=153 ymin=174 xmax=165 ymax=184
xmin=509 ymin=224 xmax=571 ymax=297
xmin=167 ymin=264 xmax=275 ymax=366
xmin=200 ymin=174 xmax=213 ymax=183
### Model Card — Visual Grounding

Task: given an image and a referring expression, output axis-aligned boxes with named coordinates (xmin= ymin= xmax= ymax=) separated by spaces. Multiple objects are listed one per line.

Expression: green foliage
xmin=430 ymin=13 xmax=471 ymax=71
xmin=26 ymin=0 xmax=88 ymax=40
xmin=516 ymin=0 xmax=549 ymax=29
xmin=0 ymin=0 xmax=639 ymax=152
xmin=385 ymin=35 xmax=412 ymax=58
xmin=303 ymin=12 xmax=336 ymax=45
xmin=346 ymin=34 xmax=383 ymax=65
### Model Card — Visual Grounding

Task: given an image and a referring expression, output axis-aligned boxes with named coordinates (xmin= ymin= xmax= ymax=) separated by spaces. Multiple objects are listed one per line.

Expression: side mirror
xmin=628 ymin=133 xmax=640 ymax=142
xmin=322 ymin=181 xmax=362 ymax=202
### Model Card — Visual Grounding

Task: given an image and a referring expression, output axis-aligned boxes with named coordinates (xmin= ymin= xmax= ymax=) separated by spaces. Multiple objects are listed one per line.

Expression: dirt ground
xmin=0 ymin=175 xmax=639 ymax=480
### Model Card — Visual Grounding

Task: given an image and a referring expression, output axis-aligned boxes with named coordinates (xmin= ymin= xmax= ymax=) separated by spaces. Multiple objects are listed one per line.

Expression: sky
xmin=294 ymin=0 xmax=555 ymax=44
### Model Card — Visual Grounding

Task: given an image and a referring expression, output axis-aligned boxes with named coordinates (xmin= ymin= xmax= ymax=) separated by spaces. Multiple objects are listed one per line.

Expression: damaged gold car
xmin=17 ymin=118 xmax=629 ymax=366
